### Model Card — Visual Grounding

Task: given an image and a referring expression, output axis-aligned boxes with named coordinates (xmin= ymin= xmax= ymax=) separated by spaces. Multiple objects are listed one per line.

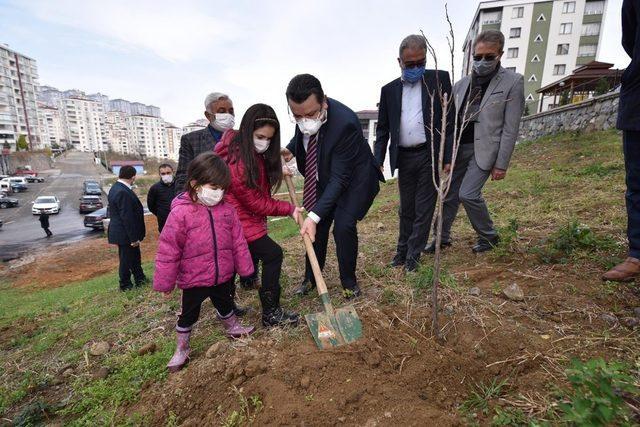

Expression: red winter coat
xmin=215 ymin=130 xmax=294 ymax=243
xmin=153 ymin=194 xmax=254 ymax=293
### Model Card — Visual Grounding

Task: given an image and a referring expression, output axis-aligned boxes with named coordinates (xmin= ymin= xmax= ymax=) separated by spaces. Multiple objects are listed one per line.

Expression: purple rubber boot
xmin=219 ymin=312 xmax=255 ymax=338
xmin=167 ymin=329 xmax=191 ymax=373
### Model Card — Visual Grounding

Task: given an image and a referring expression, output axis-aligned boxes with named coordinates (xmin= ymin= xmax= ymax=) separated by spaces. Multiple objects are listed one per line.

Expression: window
xmin=528 ymin=74 xmax=537 ymax=82
xmin=553 ymin=64 xmax=566 ymax=75
xmin=557 ymin=43 xmax=570 ymax=55
xmin=560 ymin=23 xmax=573 ymax=34
xmin=582 ymin=22 xmax=601 ymax=36
xmin=563 ymin=1 xmax=576 ymax=13
xmin=584 ymin=1 xmax=604 ymax=15
xmin=512 ymin=6 xmax=524 ymax=18
xmin=482 ymin=10 xmax=502 ymax=24
xmin=537 ymin=13 xmax=546 ymax=21
xmin=509 ymin=27 xmax=522 ymax=38
xmin=507 ymin=47 xmax=519 ymax=58
xmin=578 ymin=44 xmax=597 ymax=57
xmin=506 ymin=67 xmax=517 ymax=72
xmin=534 ymin=34 xmax=544 ymax=42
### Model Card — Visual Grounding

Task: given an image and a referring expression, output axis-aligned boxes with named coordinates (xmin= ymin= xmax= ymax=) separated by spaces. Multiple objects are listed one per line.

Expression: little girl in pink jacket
xmin=154 ymin=152 xmax=254 ymax=372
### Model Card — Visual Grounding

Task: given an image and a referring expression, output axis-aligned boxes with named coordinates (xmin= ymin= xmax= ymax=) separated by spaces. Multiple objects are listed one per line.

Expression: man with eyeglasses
xmin=147 ymin=163 xmax=176 ymax=232
xmin=374 ymin=34 xmax=454 ymax=272
xmin=424 ymin=29 xmax=524 ymax=254
xmin=282 ymin=74 xmax=384 ymax=298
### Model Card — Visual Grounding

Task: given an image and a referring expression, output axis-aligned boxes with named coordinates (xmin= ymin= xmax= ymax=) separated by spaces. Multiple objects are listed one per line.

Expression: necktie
xmin=302 ymin=135 xmax=318 ymax=212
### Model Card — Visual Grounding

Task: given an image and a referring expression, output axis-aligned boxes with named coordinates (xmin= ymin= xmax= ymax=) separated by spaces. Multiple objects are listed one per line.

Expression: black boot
xmin=472 ymin=235 xmax=500 ymax=253
xmin=230 ymin=282 xmax=249 ymax=317
xmin=259 ymin=288 xmax=299 ymax=328
xmin=294 ymin=279 xmax=315 ymax=296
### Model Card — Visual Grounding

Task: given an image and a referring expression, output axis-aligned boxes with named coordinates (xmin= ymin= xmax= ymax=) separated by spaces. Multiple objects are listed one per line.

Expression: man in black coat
xmin=282 ymin=74 xmax=384 ymax=298
xmin=603 ymin=0 xmax=640 ymax=282
xmin=147 ymin=163 xmax=176 ymax=232
xmin=108 ymin=165 xmax=147 ymax=291
xmin=39 ymin=213 xmax=52 ymax=237
xmin=374 ymin=34 xmax=453 ymax=272
xmin=175 ymin=92 xmax=235 ymax=191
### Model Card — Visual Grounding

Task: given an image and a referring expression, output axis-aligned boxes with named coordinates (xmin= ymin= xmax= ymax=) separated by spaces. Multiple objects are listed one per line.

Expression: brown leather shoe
xmin=602 ymin=257 xmax=640 ymax=282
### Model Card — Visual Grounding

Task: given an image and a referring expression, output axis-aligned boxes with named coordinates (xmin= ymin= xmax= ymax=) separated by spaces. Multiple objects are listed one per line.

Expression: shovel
xmin=283 ymin=174 xmax=362 ymax=349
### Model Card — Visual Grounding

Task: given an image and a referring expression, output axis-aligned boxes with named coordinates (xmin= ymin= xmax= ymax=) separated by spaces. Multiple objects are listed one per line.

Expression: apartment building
xmin=36 ymin=102 xmax=66 ymax=147
xmin=104 ymin=110 xmax=130 ymax=155
xmin=127 ymin=114 xmax=167 ymax=159
xmin=163 ymin=122 xmax=183 ymax=161
xmin=0 ymin=44 xmax=41 ymax=150
xmin=60 ymin=96 xmax=106 ymax=152
xmin=182 ymin=119 xmax=208 ymax=135
xmin=462 ymin=0 xmax=607 ymax=112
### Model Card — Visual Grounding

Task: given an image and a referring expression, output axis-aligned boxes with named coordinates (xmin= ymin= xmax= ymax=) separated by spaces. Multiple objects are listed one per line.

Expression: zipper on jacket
xmin=207 ymin=209 xmax=219 ymax=286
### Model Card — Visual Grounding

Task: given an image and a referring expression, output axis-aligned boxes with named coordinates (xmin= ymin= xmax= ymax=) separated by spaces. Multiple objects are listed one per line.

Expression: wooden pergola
xmin=537 ymin=61 xmax=624 ymax=112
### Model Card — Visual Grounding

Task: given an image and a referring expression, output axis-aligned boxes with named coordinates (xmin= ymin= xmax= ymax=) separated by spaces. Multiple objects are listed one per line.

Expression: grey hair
xmin=204 ymin=92 xmax=230 ymax=111
xmin=399 ymin=34 xmax=427 ymax=57
xmin=473 ymin=30 xmax=505 ymax=52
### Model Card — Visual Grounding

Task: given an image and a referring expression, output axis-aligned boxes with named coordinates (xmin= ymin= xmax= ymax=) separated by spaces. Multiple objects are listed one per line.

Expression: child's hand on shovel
xmin=300 ymin=217 xmax=317 ymax=242
xmin=291 ymin=206 xmax=304 ymax=224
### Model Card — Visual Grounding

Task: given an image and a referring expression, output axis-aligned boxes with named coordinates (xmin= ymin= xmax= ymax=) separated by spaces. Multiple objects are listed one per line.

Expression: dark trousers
xmin=304 ymin=208 xmax=359 ymax=290
xmin=117 ymin=244 xmax=146 ymax=290
xmin=157 ymin=214 xmax=168 ymax=233
xmin=396 ymin=146 xmax=438 ymax=261
xmin=177 ymin=280 xmax=235 ymax=329
xmin=42 ymin=226 xmax=52 ymax=237
xmin=248 ymin=235 xmax=283 ymax=292
xmin=624 ymin=131 xmax=640 ymax=259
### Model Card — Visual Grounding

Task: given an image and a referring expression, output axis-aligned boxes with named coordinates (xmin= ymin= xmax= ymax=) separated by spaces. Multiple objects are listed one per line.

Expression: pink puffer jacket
xmin=153 ymin=193 xmax=254 ymax=293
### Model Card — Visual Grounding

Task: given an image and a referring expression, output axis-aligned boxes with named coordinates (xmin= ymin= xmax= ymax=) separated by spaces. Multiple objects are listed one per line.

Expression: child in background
xmin=154 ymin=152 xmax=255 ymax=372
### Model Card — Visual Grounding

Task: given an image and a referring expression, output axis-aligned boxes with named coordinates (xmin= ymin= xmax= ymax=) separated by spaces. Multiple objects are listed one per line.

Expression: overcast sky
xmin=0 ymin=0 xmax=626 ymax=141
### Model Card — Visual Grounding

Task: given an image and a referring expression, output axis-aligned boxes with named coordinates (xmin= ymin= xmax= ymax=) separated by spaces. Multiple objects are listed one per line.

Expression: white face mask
xmin=197 ymin=187 xmax=224 ymax=206
xmin=253 ymin=137 xmax=271 ymax=154
xmin=296 ymin=109 xmax=326 ymax=136
xmin=161 ymin=174 xmax=174 ymax=184
xmin=211 ymin=113 xmax=235 ymax=132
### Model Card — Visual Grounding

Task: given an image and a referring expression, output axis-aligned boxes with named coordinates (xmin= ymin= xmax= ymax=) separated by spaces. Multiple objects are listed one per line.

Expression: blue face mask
xmin=402 ymin=65 xmax=425 ymax=83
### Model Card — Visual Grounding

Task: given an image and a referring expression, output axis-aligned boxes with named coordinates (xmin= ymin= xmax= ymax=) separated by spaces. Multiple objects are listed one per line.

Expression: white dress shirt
xmin=117 ymin=179 xmax=132 ymax=189
xmin=399 ymin=80 xmax=427 ymax=147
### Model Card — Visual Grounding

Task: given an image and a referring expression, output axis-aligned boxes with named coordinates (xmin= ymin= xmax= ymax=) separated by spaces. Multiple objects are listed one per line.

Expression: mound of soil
xmin=131 ymin=304 xmax=551 ymax=426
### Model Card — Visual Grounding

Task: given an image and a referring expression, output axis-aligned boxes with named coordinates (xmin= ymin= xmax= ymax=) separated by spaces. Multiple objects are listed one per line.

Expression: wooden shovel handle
xmin=283 ymin=174 xmax=332 ymax=303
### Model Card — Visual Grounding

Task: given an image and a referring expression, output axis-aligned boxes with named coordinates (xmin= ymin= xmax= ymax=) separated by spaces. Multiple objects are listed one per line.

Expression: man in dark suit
xmin=282 ymin=74 xmax=383 ymax=298
xmin=147 ymin=163 xmax=176 ymax=232
xmin=108 ymin=165 xmax=147 ymax=291
xmin=603 ymin=0 xmax=640 ymax=282
xmin=175 ymin=92 xmax=235 ymax=191
xmin=374 ymin=34 xmax=453 ymax=272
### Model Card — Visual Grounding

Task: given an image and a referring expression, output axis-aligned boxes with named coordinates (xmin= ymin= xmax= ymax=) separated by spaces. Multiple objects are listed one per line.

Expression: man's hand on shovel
xmin=300 ymin=217 xmax=317 ymax=242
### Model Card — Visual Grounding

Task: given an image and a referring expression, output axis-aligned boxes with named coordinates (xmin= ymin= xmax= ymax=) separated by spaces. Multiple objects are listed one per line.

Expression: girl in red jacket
xmin=215 ymin=103 xmax=302 ymax=327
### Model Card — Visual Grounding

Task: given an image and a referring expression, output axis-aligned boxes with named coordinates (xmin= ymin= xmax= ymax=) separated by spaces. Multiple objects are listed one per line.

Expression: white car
xmin=32 ymin=196 xmax=61 ymax=215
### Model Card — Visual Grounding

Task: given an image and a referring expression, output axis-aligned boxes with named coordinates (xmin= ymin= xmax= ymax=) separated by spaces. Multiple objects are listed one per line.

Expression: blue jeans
xmin=624 ymin=131 xmax=640 ymax=259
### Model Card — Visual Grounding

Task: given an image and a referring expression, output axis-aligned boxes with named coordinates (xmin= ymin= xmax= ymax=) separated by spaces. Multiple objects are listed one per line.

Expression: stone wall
xmin=518 ymin=92 xmax=619 ymax=142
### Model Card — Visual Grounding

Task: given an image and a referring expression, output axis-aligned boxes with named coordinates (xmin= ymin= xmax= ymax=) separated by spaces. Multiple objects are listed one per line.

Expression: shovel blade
xmin=305 ymin=305 xmax=362 ymax=349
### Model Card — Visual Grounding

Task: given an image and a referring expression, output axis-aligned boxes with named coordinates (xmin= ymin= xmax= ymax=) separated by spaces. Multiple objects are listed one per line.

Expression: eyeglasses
xmin=473 ymin=54 xmax=498 ymax=61
xmin=288 ymin=106 xmax=324 ymax=123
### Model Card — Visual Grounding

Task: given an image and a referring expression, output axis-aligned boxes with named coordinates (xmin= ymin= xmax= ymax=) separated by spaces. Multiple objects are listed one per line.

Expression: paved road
xmin=0 ymin=152 xmax=109 ymax=261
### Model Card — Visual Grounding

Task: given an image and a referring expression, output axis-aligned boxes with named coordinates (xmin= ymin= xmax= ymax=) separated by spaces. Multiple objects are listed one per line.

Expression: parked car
xmin=14 ymin=166 xmax=38 ymax=176
xmin=0 ymin=194 xmax=19 ymax=209
xmin=79 ymin=195 xmax=103 ymax=214
xmin=84 ymin=207 xmax=108 ymax=230
xmin=20 ymin=174 xmax=45 ymax=183
xmin=32 ymin=196 xmax=61 ymax=215
xmin=0 ymin=179 xmax=27 ymax=193
xmin=83 ymin=181 xmax=102 ymax=195
xmin=0 ymin=218 xmax=3 ymax=229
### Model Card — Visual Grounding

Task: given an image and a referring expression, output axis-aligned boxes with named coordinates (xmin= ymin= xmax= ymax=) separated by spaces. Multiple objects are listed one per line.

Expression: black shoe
xmin=342 ymin=285 xmax=362 ymax=300
xmin=135 ymin=277 xmax=150 ymax=287
xmin=404 ymin=257 xmax=420 ymax=272
xmin=472 ymin=236 xmax=500 ymax=253
xmin=390 ymin=253 xmax=406 ymax=268
xmin=119 ymin=285 xmax=134 ymax=292
xmin=260 ymin=288 xmax=299 ymax=327
xmin=294 ymin=279 xmax=315 ymax=296
xmin=423 ymin=240 xmax=452 ymax=254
